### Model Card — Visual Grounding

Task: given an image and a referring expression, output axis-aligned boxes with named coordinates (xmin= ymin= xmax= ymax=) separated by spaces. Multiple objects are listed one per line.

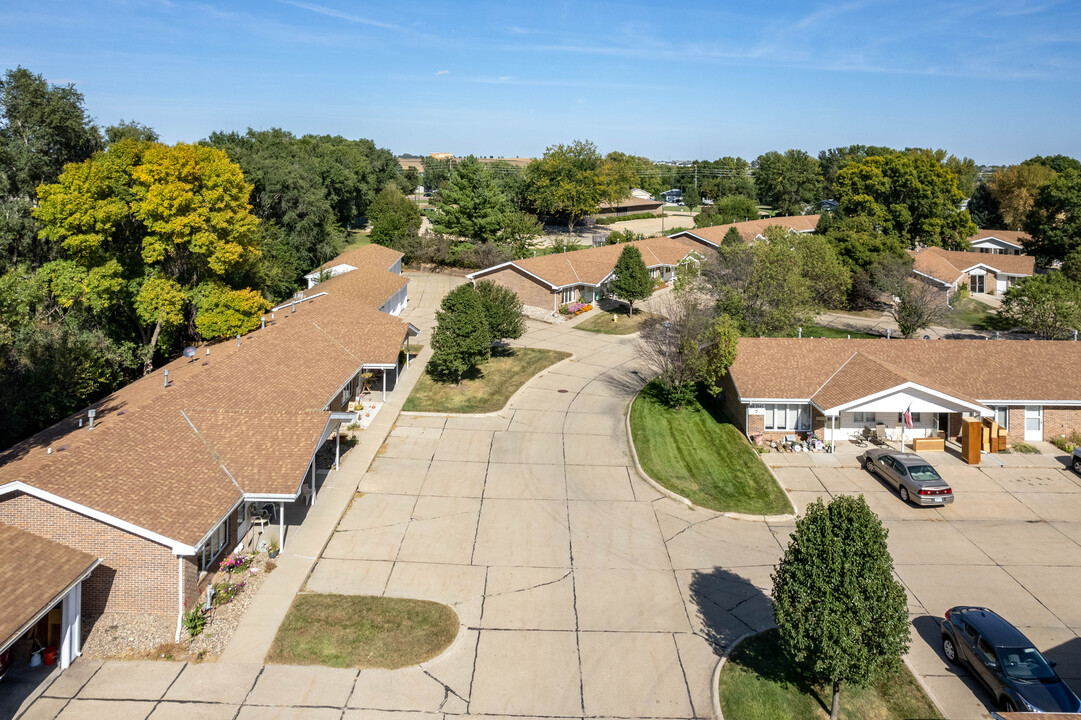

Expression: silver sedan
xmin=863 ymin=448 xmax=954 ymax=506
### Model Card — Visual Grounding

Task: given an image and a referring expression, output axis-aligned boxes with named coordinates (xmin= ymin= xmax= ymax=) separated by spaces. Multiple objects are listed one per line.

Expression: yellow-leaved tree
xmin=35 ymin=140 xmax=265 ymax=373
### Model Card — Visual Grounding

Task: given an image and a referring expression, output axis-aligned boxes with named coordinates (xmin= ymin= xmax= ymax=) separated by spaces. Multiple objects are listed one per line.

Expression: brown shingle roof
xmin=968 ymin=229 xmax=1030 ymax=248
xmin=729 ymin=338 xmax=1081 ymax=407
xmin=469 ymin=236 xmax=705 ymax=288
xmin=912 ymin=247 xmax=1035 ymax=285
xmin=313 ymin=243 xmax=403 ymax=274
xmin=596 ymin=196 xmax=663 ymax=212
xmin=673 ymin=215 xmax=820 ymax=247
xmin=0 ymin=256 xmax=414 ymax=548
xmin=0 ymin=524 xmax=98 ymax=652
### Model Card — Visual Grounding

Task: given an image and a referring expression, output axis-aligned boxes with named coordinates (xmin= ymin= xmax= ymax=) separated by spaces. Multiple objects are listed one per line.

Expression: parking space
xmin=771 ymin=446 xmax=1081 ymax=719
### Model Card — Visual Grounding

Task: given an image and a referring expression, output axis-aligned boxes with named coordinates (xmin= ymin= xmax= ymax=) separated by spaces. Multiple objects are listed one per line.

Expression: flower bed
xmin=560 ymin=302 xmax=593 ymax=316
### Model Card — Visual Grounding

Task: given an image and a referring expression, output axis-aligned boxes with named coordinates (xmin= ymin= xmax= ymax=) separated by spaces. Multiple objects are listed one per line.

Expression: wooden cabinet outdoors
xmin=961 ymin=418 xmax=983 ymax=465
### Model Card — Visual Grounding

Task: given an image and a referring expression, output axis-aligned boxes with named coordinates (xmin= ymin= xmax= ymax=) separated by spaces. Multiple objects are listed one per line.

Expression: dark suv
xmin=940 ymin=606 xmax=1081 ymax=713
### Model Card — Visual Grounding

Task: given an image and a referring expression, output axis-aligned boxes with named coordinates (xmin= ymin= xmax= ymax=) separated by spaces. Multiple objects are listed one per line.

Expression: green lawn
xmin=341 ymin=230 xmax=372 ymax=252
xmin=789 ymin=325 xmax=878 ymax=339
xmin=574 ymin=307 xmax=658 ymax=335
xmin=718 ymin=629 xmax=942 ymax=720
xmin=267 ymin=594 xmax=458 ymax=669
xmin=944 ymin=297 xmax=1012 ymax=331
xmin=403 ymin=347 xmax=571 ymax=413
xmin=629 ymin=381 xmax=790 ymax=515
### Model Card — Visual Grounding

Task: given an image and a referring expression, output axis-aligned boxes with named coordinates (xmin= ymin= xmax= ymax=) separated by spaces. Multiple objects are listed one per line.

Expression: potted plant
xmin=268 ymin=539 xmax=280 ymax=559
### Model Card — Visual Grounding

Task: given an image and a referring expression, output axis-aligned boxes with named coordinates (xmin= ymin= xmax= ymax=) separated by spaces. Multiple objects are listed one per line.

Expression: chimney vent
xmin=261 ymin=317 xmax=265 ymax=330
xmin=88 ymin=408 xmax=96 ymax=429
xmin=47 ymin=447 xmax=52 ymax=455
xmin=291 ymin=300 xmax=296 ymax=313
xmin=236 ymin=335 xmax=241 ymax=347
xmin=163 ymin=368 xmax=170 ymax=387
xmin=206 ymin=348 xmax=210 ymax=356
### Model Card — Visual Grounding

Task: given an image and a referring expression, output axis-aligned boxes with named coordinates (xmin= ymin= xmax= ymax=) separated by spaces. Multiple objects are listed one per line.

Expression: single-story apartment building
xmin=0 ymin=245 xmax=418 ymax=648
xmin=466 ymin=236 xmax=708 ymax=313
xmin=910 ymin=246 xmax=1035 ymax=297
xmin=595 ymin=196 xmax=663 ymax=217
xmin=720 ymin=337 xmax=1081 ymax=447
xmin=967 ymin=229 xmax=1030 ymax=255
xmin=670 ymin=215 xmax=820 ymax=248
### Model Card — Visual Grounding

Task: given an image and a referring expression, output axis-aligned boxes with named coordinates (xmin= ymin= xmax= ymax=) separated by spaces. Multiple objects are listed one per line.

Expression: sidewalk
xmin=218 ymin=343 xmax=435 ymax=664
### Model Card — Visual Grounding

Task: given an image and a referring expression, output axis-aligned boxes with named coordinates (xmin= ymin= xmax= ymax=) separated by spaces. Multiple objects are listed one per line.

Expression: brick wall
xmin=1007 ymin=407 xmax=1025 ymax=443
xmin=476 ymin=267 xmax=555 ymax=311
xmin=0 ymin=492 xmax=208 ymax=616
xmin=1042 ymin=406 xmax=1081 ymax=442
xmin=718 ymin=374 xmax=747 ymax=434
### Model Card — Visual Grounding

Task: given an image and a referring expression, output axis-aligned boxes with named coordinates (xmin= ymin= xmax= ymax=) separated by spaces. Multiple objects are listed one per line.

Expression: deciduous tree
xmin=525 ymin=139 xmax=611 ymax=232
xmin=1000 ymin=271 xmax=1081 ymax=340
xmin=368 ymin=183 xmax=422 ymax=247
xmin=609 ymin=244 xmax=653 ymax=316
xmin=1022 ymin=169 xmax=1081 ymax=264
xmin=989 ymin=162 xmax=1056 ymax=230
xmin=695 ymin=194 xmax=759 ymax=227
xmin=772 ymin=495 xmax=910 ymax=720
xmin=753 ymin=149 xmax=822 ymax=215
xmin=966 ymin=181 xmax=1005 ymax=230
xmin=475 ymin=280 xmax=524 ymax=344
xmin=428 ymin=284 xmax=492 ymax=384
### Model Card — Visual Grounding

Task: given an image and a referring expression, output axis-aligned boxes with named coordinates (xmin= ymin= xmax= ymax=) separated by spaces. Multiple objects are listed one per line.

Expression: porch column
xmin=71 ymin=582 xmax=82 ymax=659
xmin=175 ymin=556 xmax=184 ymax=643
xmin=405 ymin=338 xmax=410 ymax=370
xmin=831 ymin=415 xmax=836 ymax=448
xmin=394 ymin=362 xmax=399 ymax=392
xmin=335 ymin=430 xmax=340 ymax=470
xmin=311 ymin=462 xmax=317 ymax=505
xmin=60 ymin=587 xmax=75 ymax=669
xmin=382 ymin=371 xmax=386 ymax=401
xmin=279 ymin=502 xmax=285 ymax=548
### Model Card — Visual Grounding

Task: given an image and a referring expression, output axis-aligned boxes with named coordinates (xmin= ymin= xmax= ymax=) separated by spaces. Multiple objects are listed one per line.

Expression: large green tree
xmin=1022 ymin=169 xmax=1081 ymax=264
xmin=608 ymin=244 xmax=653 ymax=316
xmin=834 ymin=152 xmax=976 ymax=248
xmin=772 ymin=495 xmax=910 ymax=720
xmin=989 ymin=162 xmax=1057 ymax=230
xmin=475 ymin=280 xmax=525 ymax=344
xmin=1000 ymin=271 xmax=1081 ymax=340
xmin=428 ymin=283 xmax=492 ymax=383
xmin=699 ymin=156 xmax=756 ymax=201
xmin=966 ymin=181 xmax=1005 ymax=230
xmin=368 ymin=183 xmax=422 ymax=247
xmin=432 ymin=156 xmax=510 ymax=243
xmin=526 ymin=140 xmax=619 ymax=232
xmin=0 ymin=66 xmax=101 ymax=270
xmin=753 ymin=149 xmax=822 ymax=215
xmin=694 ymin=194 xmax=759 ymax=227
xmin=34 ymin=140 xmax=267 ymax=373
xmin=817 ymin=145 xmax=896 ymax=199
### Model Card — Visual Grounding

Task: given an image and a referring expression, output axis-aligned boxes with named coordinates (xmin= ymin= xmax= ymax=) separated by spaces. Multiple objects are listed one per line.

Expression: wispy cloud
xmin=276 ymin=0 xmax=403 ymax=31
xmin=435 ymin=69 xmax=450 ymax=76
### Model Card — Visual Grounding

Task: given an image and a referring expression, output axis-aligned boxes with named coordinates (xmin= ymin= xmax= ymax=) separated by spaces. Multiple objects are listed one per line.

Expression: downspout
xmin=175 ymin=556 xmax=185 ymax=642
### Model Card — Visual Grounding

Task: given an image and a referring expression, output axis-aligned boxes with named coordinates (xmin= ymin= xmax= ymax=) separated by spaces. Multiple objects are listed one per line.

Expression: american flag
xmin=903 ymin=405 xmax=914 ymax=429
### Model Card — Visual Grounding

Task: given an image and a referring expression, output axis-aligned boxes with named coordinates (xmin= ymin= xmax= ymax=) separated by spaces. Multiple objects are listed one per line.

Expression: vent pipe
xmin=78 ymin=418 xmax=83 ymax=428
xmin=291 ymin=300 xmax=296 ymax=313
xmin=261 ymin=317 xmax=265 ymax=330
xmin=163 ymin=368 xmax=170 ymax=387
xmin=88 ymin=408 xmax=96 ymax=429
xmin=236 ymin=334 xmax=241 ymax=347
xmin=206 ymin=348 xmax=210 ymax=356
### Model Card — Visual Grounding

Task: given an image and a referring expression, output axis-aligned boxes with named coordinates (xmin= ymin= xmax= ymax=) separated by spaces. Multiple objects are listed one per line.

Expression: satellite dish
xmin=923 ymin=335 xmax=930 ymax=340
xmin=183 ymin=346 xmax=197 ymax=359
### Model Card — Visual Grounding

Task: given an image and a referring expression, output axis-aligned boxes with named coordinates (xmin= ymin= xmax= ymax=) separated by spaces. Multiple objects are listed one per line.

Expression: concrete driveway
xmin=770 ymin=445 xmax=1081 ymax=719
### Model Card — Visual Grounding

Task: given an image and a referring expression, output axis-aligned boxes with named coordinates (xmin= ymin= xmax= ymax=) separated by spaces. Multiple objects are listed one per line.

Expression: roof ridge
xmin=179 ymin=409 xmax=243 ymax=493
xmin=810 ymin=351 xmax=860 ymax=400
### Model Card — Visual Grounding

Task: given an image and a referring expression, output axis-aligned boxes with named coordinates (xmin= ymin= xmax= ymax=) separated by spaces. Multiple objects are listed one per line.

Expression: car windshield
xmin=997 ymin=646 xmax=1057 ymax=681
xmin=907 ymin=465 xmax=941 ymax=482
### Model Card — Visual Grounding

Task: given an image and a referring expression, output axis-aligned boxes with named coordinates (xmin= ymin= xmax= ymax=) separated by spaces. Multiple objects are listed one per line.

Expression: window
xmin=853 ymin=412 xmax=875 ymax=424
xmin=561 ymin=287 xmax=576 ymax=304
xmin=763 ymin=403 xmax=811 ymax=431
xmin=1025 ymin=406 xmax=1042 ymax=432
xmin=977 ymin=637 xmax=997 ymax=664
xmin=237 ymin=502 xmax=247 ymax=526
xmin=199 ymin=519 xmax=229 ymax=572
xmin=994 ymin=406 xmax=1009 ymax=428
xmin=898 ymin=412 xmax=921 ymax=423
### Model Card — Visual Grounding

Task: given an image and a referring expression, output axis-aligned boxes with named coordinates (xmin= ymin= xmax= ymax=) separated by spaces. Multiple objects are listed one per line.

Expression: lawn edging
xmin=711 ymin=629 xmax=768 ymax=720
xmin=399 ymin=350 xmax=577 ymax=418
xmin=623 ymin=389 xmax=797 ymax=522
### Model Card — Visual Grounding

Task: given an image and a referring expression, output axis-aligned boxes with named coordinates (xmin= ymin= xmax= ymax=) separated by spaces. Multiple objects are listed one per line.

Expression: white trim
xmin=816 ymin=381 xmax=990 ymax=416
xmin=466 ymin=262 xmax=559 ymax=289
xmin=0 ymin=481 xmax=200 ymax=554
xmin=741 ymin=397 xmax=812 ymax=403
xmin=979 ymin=399 xmax=1081 ymax=406
xmin=912 ymin=268 xmax=960 ymax=288
xmin=244 ymin=492 xmax=301 ymax=501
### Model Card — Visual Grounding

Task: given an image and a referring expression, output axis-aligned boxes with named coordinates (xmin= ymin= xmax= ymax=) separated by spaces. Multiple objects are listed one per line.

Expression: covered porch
xmin=817 ymin=383 xmax=991 ymax=452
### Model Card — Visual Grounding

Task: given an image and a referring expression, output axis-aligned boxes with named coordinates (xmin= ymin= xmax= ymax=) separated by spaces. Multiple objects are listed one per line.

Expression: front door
xmin=970 ymin=274 xmax=985 ymax=293
xmin=1024 ymin=406 xmax=1043 ymax=442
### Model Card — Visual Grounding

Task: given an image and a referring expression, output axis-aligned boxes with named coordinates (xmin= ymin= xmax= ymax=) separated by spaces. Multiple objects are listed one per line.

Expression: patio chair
xmin=874 ymin=423 xmax=887 ymax=442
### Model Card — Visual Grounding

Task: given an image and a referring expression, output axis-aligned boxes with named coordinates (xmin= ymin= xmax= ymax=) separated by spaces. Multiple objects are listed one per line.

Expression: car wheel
xmin=1073 ymin=458 xmax=1081 ymax=474
xmin=1002 ymin=698 xmax=1018 ymax=712
xmin=864 ymin=456 xmax=875 ymax=472
xmin=942 ymin=635 xmax=958 ymax=664
xmin=899 ymin=486 xmax=910 ymax=503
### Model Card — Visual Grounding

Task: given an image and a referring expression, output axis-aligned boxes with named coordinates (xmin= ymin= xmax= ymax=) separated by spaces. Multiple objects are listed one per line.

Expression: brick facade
xmin=477 ymin=266 xmax=556 ymax=311
xmin=0 ymin=492 xmax=227 ymax=616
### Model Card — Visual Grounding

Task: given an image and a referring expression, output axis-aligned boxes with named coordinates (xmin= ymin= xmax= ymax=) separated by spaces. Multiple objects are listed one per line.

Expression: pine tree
xmin=432 ymin=156 xmax=510 ymax=243
xmin=428 ymin=284 xmax=492 ymax=383
xmin=771 ymin=496 xmax=910 ymax=720
xmin=608 ymin=244 xmax=653 ymax=316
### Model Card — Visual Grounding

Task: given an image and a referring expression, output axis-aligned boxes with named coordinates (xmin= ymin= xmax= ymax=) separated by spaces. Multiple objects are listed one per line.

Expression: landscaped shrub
xmin=212 ymin=579 xmax=246 ymax=606
xmin=182 ymin=605 xmax=207 ymax=639
xmin=595 ymin=211 xmax=664 ymax=225
xmin=220 ymin=553 xmax=251 ymax=574
xmin=1051 ymin=430 xmax=1081 ymax=452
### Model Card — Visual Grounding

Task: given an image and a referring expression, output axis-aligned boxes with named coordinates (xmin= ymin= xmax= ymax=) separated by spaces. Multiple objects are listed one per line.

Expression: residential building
xmin=910 ymin=246 xmax=1035 ymax=297
xmin=595 ymin=196 xmax=663 ymax=217
xmin=669 ymin=215 xmax=820 ymax=247
xmin=466 ymin=236 xmax=708 ymax=312
xmin=719 ymin=338 xmax=1081 ymax=446
xmin=967 ymin=229 xmax=1030 ymax=255
xmin=0 ymin=244 xmax=418 ymax=646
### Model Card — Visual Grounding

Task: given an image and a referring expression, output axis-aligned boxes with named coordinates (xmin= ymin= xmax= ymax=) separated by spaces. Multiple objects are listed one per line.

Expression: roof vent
xmin=117 ymin=410 xmax=127 ymax=416
xmin=291 ymin=300 xmax=296 ymax=313
xmin=261 ymin=317 xmax=265 ymax=330
xmin=88 ymin=408 xmax=96 ymax=429
xmin=57 ymin=444 xmax=69 ymax=452
xmin=163 ymin=368 xmax=170 ymax=387
xmin=47 ymin=447 xmax=52 ymax=455
xmin=236 ymin=334 xmax=241 ymax=347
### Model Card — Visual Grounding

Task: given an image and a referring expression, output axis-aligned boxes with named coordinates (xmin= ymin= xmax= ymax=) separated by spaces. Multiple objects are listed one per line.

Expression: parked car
xmin=941 ymin=606 xmax=1081 ymax=713
xmin=862 ymin=448 xmax=954 ymax=505
xmin=1072 ymin=446 xmax=1081 ymax=473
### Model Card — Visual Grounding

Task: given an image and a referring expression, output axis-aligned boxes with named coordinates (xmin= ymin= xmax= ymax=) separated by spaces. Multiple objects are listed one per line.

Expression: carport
xmin=0 ymin=524 xmax=100 ymax=672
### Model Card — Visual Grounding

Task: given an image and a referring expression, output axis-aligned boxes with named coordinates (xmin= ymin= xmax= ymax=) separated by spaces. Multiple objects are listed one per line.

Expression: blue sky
xmin=2 ymin=0 xmax=1079 ymax=164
